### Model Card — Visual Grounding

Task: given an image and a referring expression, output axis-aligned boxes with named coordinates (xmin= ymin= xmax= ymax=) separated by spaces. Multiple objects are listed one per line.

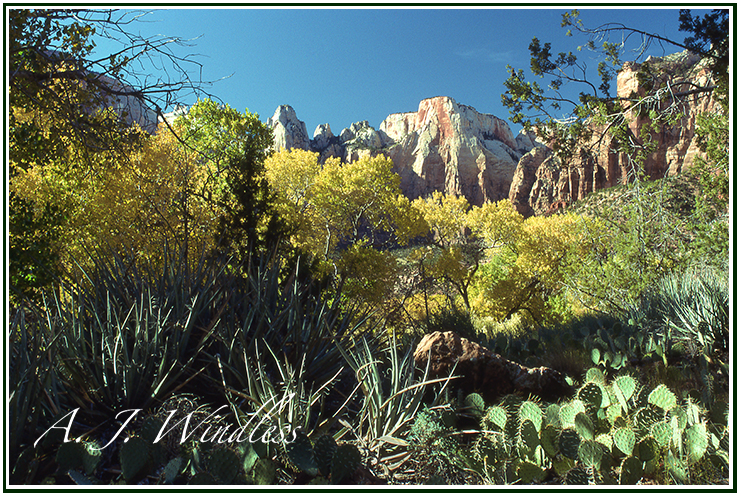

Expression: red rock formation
xmin=509 ymin=51 xmax=720 ymax=216
xmin=380 ymin=96 xmax=522 ymax=205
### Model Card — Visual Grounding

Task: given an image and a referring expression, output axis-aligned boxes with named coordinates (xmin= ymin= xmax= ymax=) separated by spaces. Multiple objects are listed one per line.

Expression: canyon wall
xmin=267 ymin=50 xmax=718 ymax=215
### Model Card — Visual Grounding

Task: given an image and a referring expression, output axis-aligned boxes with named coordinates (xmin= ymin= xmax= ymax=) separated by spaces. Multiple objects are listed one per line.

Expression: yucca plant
xmin=335 ymin=334 xmax=456 ymax=468
xmin=217 ymin=340 xmax=347 ymax=444
xmin=51 ymin=245 xmax=230 ymax=415
xmin=651 ymin=267 xmax=729 ymax=357
xmin=8 ymin=304 xmax=65 ymax=484
xmin=211 ymin=258 xmax=366 ymax=404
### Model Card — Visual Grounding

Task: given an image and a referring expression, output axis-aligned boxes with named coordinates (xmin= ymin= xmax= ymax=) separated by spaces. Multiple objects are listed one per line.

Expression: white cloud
xmin=455 ymin=47 xmax=515 ymax=64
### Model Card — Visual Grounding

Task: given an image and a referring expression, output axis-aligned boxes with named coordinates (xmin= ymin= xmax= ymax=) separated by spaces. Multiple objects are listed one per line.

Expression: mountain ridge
xmin=266 ymin=50 xmax=718 ymax=215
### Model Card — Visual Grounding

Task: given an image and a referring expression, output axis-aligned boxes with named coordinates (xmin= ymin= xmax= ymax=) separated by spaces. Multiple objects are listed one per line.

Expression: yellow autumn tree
xmin=411 ymin=192 xmax=487 ymax=310
xmin=264 ymin=150 xmax=425 ymax=309
xmin=471 ymin=211 xmax=595 ymax=327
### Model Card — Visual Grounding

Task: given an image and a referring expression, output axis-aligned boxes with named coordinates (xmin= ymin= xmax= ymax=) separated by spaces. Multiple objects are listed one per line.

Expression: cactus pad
xmin=464 ymin=393 xmax=486 ymax=418
xmin=637 ymin=436 xmax=659 ymax=462
xmin=541 ymin=424 xmax=559 ymax=457
xmin=619 ymin=456 xmax=642 ymax=485
xmin=685 ymin=422 xmax=708 ymax=464
xmin=574 ymin=412 xmax=594 ymax=440
xmin=648 ymin=384 xmax=677 ymax=411
xmin=330 ymin=444 xmax=361 ymax=484
xmin=82 ymin=441 xmax=101 ymax=476
xmin=558 ymin=428 xmax=581 ymax=461
xmin=517 ymin=461 xmax=546 ymax=483
xmin=650 ymin=422 xmax=672 ymax=447
xmin=613 ymin=427 xmax=636 ymax=456
xmin=585 ymin=367 xmax=606 ymax=385
xmin=140 ymin=418 xmax=164 ymax=444
xmin=518 ymin=401 xmax=543 ymax=432
xmin=207 ymin=447 xmax=241 ymax=484
xmin=119 ymin=436 xmax=154 ymax=483
xmin=287 ymin=432 xmax=318 ymax=476
xmin=564 ymin=466 xmax=590 ymax=485
xmin=634 ymin=407 xmax=663 ymax=431
xmin=519 ymin=419 xmax=540 ymax=452
xmin=312 ymin=434 xmax=337 ymax=477
xmin=578 ymin=382 xmax=603 ymax=409
xmin=484 ymin=405 xmax=508 ymax=431
xmin=666 ymin=449 xmax=687 ymax=483
xmin=578 ymin=439 xmax=604 ymax=469
xmin=56 ymin=441 xmax=86 ymax=473
xmin=252 ymin=458 xmax=276 ymax=485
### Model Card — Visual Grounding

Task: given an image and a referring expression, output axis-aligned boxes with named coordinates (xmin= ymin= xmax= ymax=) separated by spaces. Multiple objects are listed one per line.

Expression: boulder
xmin=413 ymin=331 xmax=572 ymax=403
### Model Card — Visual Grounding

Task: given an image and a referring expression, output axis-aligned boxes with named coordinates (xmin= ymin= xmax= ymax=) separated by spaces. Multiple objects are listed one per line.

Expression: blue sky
xmin=100 ymin=6 xmax=713 ymax=135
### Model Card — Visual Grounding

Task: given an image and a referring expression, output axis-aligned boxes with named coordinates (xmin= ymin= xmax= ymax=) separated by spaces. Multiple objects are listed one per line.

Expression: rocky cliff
xmin=268 ymin=96 xmax=530 ymax=205
xmin=508 ymin=50 xmax=719 ymax=216
xmin=267 ymin=51 xmax=717 ymax=214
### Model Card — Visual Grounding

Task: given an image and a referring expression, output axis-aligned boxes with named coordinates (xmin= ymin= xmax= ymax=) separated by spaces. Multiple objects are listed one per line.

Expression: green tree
xmin=172 ymin=99 xmax=282 ymax=262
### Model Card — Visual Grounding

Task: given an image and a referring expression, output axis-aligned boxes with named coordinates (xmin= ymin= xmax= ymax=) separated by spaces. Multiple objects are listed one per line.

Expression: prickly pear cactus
xmin=287 ymin=432 xmax=318 ymax=477
xmin=613 ymin=427 xmax=636 ymax=456
xmin=577 ymin=439 xmax=605 ymax=470
xmin=207 ymin=447 xmax=241 ymax=484
xmin=312 ymin=434 xmax=337 ymax=477
xmin=330 ymin=444 xmax=361 ymax=484
xmin=578 ymin=382 xmax=604 ymax=410
xmin=119 ymin=436 xmax=154 ymax=483
xmin=619 ymin=455 xmax=642 ymax=485
xmin=648 ymin=384 xmax=677 ymax=412
xmin=558 ymin=428 xmax=581 ymax=461
xmin=464 ymin=392 xmax=486 ymax=418
xmin=518 ymin=400 xmax=543 ymax=432
xmin=685 ymin=422 xmax=708 ymax=464
xmin=82 ymin=441 xmax=101 ymax=476
xmin=483 ymin=405 xmax=508 ymax=431
xmin=56 ymin=441 xmax=87 ymax=474
xmin=252 ymin=458 xmax=276 ymax=485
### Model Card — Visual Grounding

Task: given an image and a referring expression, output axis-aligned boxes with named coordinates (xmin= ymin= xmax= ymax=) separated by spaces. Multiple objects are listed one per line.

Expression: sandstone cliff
xmin=266 ymin=50 xmax=717 ymax=214
xmin=508 ymin=50 xmax=719 ymax=216
xmin=267 ymin=96 xmax=527 ymax=205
